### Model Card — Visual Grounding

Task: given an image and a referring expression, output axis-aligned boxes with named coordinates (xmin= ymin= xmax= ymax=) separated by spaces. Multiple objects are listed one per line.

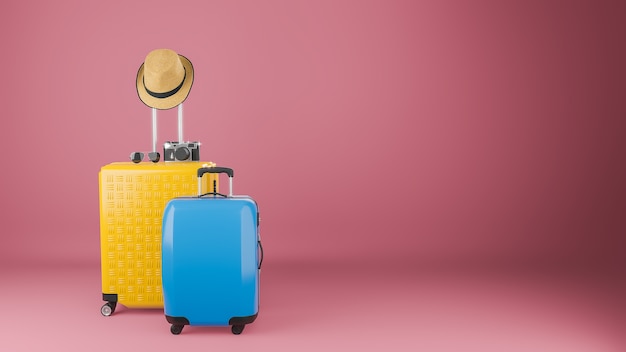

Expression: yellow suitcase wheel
xmin=101 ymin=302 xmax=116 ymax=316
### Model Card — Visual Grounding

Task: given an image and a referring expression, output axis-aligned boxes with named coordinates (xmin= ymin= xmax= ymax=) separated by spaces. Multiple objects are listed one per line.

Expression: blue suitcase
xmin=161 ymin=167 xmax=263 ymax=335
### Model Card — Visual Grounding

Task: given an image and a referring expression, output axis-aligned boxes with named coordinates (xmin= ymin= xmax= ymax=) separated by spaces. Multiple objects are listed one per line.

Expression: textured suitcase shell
xmin=99 ymin=161 xmax=218 ymax=312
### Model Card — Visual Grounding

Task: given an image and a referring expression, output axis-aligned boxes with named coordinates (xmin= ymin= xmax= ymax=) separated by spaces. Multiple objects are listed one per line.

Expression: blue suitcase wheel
xmin=231 ymin=324 xmax=245 ymax=335
xmin=171 ymin=325 xmax=184 ymax=335
xmin=100 ymin=302 xmax=116 ymax=316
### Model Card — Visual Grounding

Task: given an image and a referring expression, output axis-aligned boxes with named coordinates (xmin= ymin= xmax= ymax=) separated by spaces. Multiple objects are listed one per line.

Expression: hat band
xmin=144 ymin=69 xmax=186 ymax=99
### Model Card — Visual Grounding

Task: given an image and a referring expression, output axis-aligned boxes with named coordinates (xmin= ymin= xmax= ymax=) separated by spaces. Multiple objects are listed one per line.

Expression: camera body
xmin=163 ymin=141 xmax=200 ymax=162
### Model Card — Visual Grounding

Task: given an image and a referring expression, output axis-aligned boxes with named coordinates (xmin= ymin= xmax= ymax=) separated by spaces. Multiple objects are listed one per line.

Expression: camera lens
xmin=175 ymin=147 xmax=191 ymax=161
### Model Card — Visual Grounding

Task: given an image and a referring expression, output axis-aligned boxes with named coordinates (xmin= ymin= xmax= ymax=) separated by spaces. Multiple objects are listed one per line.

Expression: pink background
xmin=1 ymin=0 xmax=624 ymax=350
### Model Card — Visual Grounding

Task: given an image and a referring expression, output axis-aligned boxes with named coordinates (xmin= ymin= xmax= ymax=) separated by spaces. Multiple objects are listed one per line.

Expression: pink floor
xmin=1 ymin=259 xmax=623 ymax=352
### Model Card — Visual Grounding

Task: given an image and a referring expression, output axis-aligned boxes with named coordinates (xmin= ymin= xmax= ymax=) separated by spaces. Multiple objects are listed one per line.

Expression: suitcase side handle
xmin=258 ymin=240 xmax=264 ymax=270
xmin=197 ymin=167 xmax=234 ymax=197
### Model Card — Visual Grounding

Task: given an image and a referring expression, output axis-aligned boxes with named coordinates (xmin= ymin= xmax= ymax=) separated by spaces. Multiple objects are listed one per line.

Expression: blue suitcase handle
xmin=197 ymin=167 xmax=234 ymax=178
xmin=198 ymin=167 xmax=234 ymax=196
xmin=258 ymin=240 xmax=264 ymax=270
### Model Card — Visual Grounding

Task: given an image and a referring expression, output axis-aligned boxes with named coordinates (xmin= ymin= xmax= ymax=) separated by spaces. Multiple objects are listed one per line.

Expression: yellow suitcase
xmin=99 ymin=161 xmax=218 ymax=315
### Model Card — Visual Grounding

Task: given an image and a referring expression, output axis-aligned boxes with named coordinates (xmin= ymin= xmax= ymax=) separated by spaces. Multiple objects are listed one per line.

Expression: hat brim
xmin=136 ymin=54 xmax=194 ymax=110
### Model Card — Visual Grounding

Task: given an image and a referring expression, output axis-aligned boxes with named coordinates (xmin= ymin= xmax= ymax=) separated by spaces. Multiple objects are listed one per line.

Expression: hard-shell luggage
xmin=99 ymin=106 xmax=218 ymax=316
xmin=161 ymin=167 xmax=263 ymax=335
xmin=99 ymin=161 xmax=218 ymax=315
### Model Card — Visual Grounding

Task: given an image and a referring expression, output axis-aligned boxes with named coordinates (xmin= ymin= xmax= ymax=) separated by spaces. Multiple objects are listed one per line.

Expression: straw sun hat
xmin=136 ymin=48 xmax=194 ymax=110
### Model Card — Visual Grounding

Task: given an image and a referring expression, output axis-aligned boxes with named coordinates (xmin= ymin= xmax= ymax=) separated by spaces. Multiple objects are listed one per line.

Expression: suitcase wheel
xmin=170 ymin=325 xmax=184 ymax=335
xmin=231 ymin=324 xmax=245 ymax=335
xmin=100 ymin=302 xmax=116 ymax=317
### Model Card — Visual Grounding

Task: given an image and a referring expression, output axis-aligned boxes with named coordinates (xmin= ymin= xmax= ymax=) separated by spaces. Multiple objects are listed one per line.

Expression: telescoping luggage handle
xmin=197 ymin=167 xmax=234 ymax=197
xmin=130 ymin=104 xmax=188 ymax=163
xmin=151 ymin=105 xmax=185 ymax=160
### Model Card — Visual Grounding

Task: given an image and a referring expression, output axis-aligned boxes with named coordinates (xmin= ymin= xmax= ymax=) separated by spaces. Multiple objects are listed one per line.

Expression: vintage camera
xmin=163 ymin=141 xmax=200 ymax=162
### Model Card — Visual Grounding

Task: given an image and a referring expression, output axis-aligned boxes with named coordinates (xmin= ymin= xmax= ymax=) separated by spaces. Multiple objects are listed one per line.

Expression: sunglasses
xmin=129 ymin=151 xmax=161 ymax=163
